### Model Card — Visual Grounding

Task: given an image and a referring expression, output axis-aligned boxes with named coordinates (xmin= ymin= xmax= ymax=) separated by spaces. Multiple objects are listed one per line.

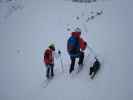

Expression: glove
xmin=58 ymin=50 xmax=61 ymax=55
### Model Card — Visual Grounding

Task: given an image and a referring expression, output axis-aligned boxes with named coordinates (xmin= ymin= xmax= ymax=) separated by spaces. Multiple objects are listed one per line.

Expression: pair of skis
xmin=41 ymin=64 xmax=100 ymax=88
xmin=41 ymin=52 xmax=101 ymax=88
xmin=41 ymin=65 xmax=83 ymax=88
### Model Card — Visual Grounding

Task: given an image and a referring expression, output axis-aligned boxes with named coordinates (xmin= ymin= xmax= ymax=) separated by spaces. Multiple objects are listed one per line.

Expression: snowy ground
xmin=0 ymin=0 xmax=133 ymax=100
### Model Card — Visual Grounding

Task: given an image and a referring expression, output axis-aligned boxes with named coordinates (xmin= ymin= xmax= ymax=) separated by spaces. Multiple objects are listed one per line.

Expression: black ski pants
xmin=46 ymin=64 xmax=54 ymax=79
xmin=69 ymin=51 xmax=84 ymax=73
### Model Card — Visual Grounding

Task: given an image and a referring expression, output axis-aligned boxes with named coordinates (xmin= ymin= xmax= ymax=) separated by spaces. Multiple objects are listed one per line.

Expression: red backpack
xmin=79 ymin=38 xmax=87 ymax=50
xmin=44 ymin=48 xmax=53 ymax=64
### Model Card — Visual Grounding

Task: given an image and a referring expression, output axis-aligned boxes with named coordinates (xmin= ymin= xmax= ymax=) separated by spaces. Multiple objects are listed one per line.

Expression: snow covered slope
xmin=0 ymin=0 xmax=133 ymax=100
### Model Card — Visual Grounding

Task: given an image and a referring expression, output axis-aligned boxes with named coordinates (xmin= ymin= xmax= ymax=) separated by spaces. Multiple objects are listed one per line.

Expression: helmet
xmin=74 ymin=27 xmax=81 ymax=33
xmin=49 ymin=43 xmax=55 ymax=51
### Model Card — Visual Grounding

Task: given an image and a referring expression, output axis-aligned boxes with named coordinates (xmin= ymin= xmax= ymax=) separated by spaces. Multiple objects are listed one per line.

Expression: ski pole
xmin=87 ymin=45 xmax=97 ymax=58
xmin=58 ymin=51 xmax=64 ymax=73
xmin=81 ymin=17 xmax=98 ymax=58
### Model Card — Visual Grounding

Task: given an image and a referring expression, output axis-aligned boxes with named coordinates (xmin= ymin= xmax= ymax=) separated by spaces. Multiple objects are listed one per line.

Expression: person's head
xmin=74 ymin=27 xmax=81 ymax=38
xmin=74 ymin=27 xmax=81 ymax=33
xmin=49 ymin=44 xmax=55 ymax=51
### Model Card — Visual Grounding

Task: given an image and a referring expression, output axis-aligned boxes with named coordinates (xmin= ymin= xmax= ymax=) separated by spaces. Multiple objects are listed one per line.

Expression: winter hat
xmin=49 ymin=43 xmax=55 ymax=51
xmin=74 ymin=27 xmax=81 ymax=33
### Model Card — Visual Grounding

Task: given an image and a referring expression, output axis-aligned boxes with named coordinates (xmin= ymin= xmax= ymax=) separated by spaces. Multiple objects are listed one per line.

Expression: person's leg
xmin=78 ymin=51 xmax=84 ymax=65
xmin=46 ymin=65 xmax=50 ymax=79
xmin=51 ymin=64 xmax=54 ymax=77
xmin=89 ymin=67 xmax=93 ymax=75
xmin=69 ymin=57 xmax=76 ymax=74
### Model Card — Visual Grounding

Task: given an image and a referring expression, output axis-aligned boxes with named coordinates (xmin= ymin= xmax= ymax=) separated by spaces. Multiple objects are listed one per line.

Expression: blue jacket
xmin=67 ymin=36 xmax=80 ymax=57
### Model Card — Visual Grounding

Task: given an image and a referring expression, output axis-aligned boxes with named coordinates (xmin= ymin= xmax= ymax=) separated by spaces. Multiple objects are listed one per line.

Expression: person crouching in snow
xmin=67 ymin=27 xmax=87 ymax=74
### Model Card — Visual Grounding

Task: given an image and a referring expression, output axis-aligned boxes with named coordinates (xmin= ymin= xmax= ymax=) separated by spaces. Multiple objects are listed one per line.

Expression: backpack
xmin=67 ymin=36 xmax=80 ymax=55
xmin=79 ymin=38 xmax=87 ymax=50
xmin=44 ymin=49 xmax=53 ymax=64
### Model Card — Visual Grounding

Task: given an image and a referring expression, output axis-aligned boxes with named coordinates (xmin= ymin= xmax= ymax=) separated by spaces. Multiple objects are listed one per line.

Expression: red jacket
xmin=44 ymin=48 xmax=54 ymax=64
xmin=79 ymin=38 xmax=87 ymax=50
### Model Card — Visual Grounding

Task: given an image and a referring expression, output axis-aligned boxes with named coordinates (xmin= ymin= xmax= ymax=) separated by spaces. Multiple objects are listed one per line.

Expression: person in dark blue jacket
xmin=67 ymin=27 xmax=87 ymax=74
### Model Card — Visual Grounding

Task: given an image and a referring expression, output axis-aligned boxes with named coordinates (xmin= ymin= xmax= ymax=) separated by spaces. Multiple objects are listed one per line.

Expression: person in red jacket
xmin=44 ymin=44 xmax=55 ymax=79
